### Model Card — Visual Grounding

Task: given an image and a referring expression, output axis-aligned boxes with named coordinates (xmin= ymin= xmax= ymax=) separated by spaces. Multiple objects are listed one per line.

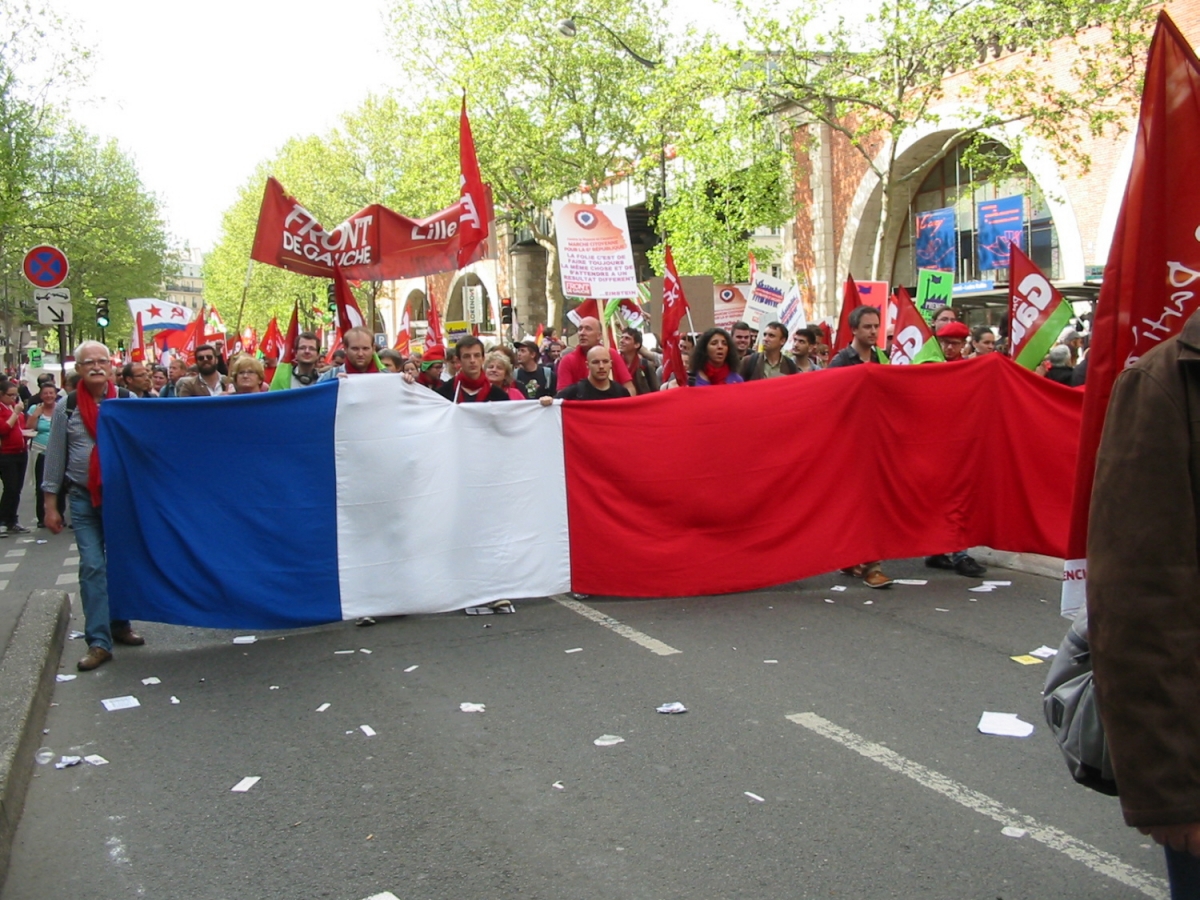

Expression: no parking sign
xmin=23 ymin=245 xmax=69 ymax=289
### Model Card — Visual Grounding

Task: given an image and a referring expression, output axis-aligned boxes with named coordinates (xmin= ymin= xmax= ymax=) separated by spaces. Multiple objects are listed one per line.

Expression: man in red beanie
xmin=416 ymin=344 xmax=446 ymax=390
xmin=935 ymin=320 xmax=971 ymax=362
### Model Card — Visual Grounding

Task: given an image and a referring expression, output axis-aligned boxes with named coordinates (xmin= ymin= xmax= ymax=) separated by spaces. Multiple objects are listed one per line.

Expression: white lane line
xmin=56 ymin=573 xmax=78 ymax=585
xmin=0 ymin=580 xmax=7 ymax=590
xmin=69 ymin=543 xmax=77 ymax=550
xmin=554 ymin=595 xmax=681 ymax=656
xmin=787 ymin=712 xmax=1167 ymax=900
xmin=5 ymin=549 xmax=26 ymax=557
xmin=0 ymin=563 xmax=17 ymax=573
xmin=64 ymin=556 xmax=79 ymax=566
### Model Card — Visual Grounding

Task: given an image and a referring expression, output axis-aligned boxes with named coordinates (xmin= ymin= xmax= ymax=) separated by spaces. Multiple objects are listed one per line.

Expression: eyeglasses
xmin=78 ymin=359 xmax=108 ymax=369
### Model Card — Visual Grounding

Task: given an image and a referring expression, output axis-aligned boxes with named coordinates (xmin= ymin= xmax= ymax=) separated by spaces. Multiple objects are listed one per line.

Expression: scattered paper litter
xmin=269 ymin=685 xmax=280 ymax=690
xmin=55 ymin=755 xmax=82 ymax=769
xmin=334 ymin=650 xmax=355 ymax=655
xmin=983 ymin=581 xmax=1013 ymax=587
xmin=316 ymin=703 xmax=331 ymax=713
xmin=403 ymin=665 xmax=418 ymax=673
xmin=1001 ymin=826 xmax=1027 ymax=838
xmin=863 ymin=600 xmax=874 ymax=605
xmin=892 ymin=579 xmax=928 ymax=585
xmin=359 ymin=649 xmax=372 ymax=654
xmin=170 ymin=696 xmax=180 ymax=704
xmin=67 ymin=630 xmax=84 ymax=640
xmin=564 ymin=648 xmax=583 ymax=654
xmin=141 ymin=677 xmax=161 ymax=685
xmin=35 ymin=539 xmax=47 ymax=544
xmin=656 ymin=702 xmax=687 ymax=714
xmin=830 ymin=585 xmax=847 ymax=592
xmin=978 ymin=711 xmax=1035 ymax=738
xmin=552 ymin=781 xmax=565 ymax=790
xmin=968 ymin=586 xmax=996 ymax=593
xmin=232 ymin=636 xmax=257 ymax=645
xmin=84 ymin=754 xmax=108 ymax=766
xmin=763 ymin=659 xmax=778 ymax=664
xmin=1010 ymin=655 xmax=1044 ymax=666
xmin=230 ymin=776 xmax=261 ymax=793
xmin=824 ymin=598 xmax=835 ymax=604
xmin=935 ymin=608 xmax=950 ymax=612
xmin=361 ymin=892 xmax=401 ymax=900
xmin=745 ymin=792 xmax=765 ymax=803
xmin=55 ymin=674 xmax=76 ymax=682
xmin=100 ymin=696 xmax=140 ymax=712
xmin=360 ymin=725 xmax=376 ymax=737
xmin=459 ymin=702 xmax=486 ymax=713
xmin=593 ymin=734 xmax=625 ymax=747
xmin=1030 ymin=645 xmax=1058 ymax=659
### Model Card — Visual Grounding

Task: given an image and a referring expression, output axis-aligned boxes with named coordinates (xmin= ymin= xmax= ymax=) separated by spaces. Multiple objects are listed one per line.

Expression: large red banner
xmin=251 ymin=101 xmax=491 ymax=281
xmin=563 ymin=354 xmax=1082 ymax=597
xmin=1062 ymin=12 xmax=1200 ymax=614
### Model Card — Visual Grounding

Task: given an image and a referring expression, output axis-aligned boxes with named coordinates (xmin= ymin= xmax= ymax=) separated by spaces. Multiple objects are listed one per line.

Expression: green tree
xmin=743 ymin=0 xmax=1156 ymax=279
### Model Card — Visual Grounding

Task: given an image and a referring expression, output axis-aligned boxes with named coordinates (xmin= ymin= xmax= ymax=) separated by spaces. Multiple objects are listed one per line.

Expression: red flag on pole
xmin=456 ymin=96 xmax=490 ymax=269
xmin=888 ymin=287 xmax=933 ymax=365
xmin=833 ymin=276 xmax=863 ymax=353
xmin=332 ymin=268 xmax=367 ymax=339
xmin=1062 ymin=10 xmax=1200 ymax=615
xmin=131 ymin=312 xmax=145 ymax=363
xmin=424 ymin=297 xmax=444 ymax=348
xmin=661 ymin=245 xmax=691 ymax=387
xmin=260 ymin=317 xmax=282 ymax=360
xmin=278 ymin=303 xmax=299 ymax=365
xmin=394 ymin=307 xmax=411 ymax=355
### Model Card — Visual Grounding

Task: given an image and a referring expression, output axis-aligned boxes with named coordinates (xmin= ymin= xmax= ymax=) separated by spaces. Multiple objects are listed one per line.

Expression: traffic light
xmin=327 ymin=282 xmax=337 ymax=316
xmin=95 ymin=297 xmax=110 ymax=328
xmin=500 ymin=297 xmax=514 ymax=326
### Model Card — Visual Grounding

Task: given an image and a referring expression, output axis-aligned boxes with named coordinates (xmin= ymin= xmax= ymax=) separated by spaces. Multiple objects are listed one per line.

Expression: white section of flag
xmin=334 ymin=378 xmax=571 ymax=617
xmin=127 ymin=298 xmax=196 ymax=329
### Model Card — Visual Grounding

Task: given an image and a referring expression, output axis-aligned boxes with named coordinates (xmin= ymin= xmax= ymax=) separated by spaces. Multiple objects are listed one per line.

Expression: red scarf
xmin=344 ymin=356 xmax=380 ymax=374
xmin=417 ymin=370 xmax=441 ymax=390
xmin=76 ymin=383 xmax=117 ymax=506
xmin=452 ymin=371 xmax=491 ymax=402
xmin=703 ymin=362 xmax=731 ymax=385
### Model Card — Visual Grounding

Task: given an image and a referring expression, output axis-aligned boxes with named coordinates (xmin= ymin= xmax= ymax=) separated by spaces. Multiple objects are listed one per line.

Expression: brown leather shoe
xmin=77 ymin=646 xmax=112 ymax=671
xmin=840 ymin=565 xmax=865 ymax=578
xmin=863 ymin=570 xmax=894 ymax=589
xmin=112 ymin=627 xmax=145 ymax=646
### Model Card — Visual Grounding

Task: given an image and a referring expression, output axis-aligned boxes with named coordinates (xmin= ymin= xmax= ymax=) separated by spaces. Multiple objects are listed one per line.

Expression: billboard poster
xmin=553 ymin=201 xmax=639 ymax=300
xmin=977 ymin=195 xmax=1024 ymax=271
xmin=914 ymin=206 xmax=956 ymax=274
xmin=916 ymin=269 xmax=955 ymax=324
xmin=713 ymin=284 xmax=748 ymax=330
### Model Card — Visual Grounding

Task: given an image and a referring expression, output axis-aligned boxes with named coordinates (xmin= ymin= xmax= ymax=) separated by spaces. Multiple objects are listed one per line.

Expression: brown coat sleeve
xmin=1088 ymin=362 xmax=1200 ymax=827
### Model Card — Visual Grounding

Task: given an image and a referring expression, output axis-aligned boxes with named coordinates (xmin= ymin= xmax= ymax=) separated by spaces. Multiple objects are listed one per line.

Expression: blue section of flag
xmin=100 ymin=384 xmax=343 ymax=629
xmin=977 ymin=195 xmax=1024 ymax=271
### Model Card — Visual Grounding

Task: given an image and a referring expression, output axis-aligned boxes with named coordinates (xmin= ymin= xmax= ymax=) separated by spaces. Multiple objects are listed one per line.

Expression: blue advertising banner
xmin=914 ymin=207 xmax=956 ymax=273
xmin=977 ymin=195 xmax=1024 ymax=271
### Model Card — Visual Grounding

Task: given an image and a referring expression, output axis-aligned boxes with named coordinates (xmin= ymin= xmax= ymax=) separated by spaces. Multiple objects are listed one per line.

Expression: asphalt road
xmin=2 ymin=553 xmax=1169 ymax=900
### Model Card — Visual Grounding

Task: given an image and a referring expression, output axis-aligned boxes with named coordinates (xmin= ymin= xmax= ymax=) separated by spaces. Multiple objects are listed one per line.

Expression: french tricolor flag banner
xmin=100 ymin=354 xmax=1082 ymax=629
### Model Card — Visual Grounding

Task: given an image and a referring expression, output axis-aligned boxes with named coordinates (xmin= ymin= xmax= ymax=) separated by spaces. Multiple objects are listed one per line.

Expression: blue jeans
xmin=68 ymin=488 xmax=128 ymax=652
xmin=1167 ymin=846 xmax=1200 ymax=899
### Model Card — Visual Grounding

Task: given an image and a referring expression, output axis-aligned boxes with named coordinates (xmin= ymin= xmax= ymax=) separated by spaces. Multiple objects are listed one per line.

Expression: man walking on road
xmin=543 ymin=346 xmax=628 ymax=402
xmin=41 ymin=341 xmax=143 ymax=671
xmin=1088 ymin=310 xmax=1200 ymax=897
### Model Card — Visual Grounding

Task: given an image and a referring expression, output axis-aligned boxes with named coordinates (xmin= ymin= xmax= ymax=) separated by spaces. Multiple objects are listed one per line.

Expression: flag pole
xmin=234 ymin=259 xmax=253 ymax=339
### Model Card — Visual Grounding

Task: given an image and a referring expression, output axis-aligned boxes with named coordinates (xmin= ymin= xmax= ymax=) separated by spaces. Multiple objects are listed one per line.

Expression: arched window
xmin=892 ymin=141 xmax=1060 ymax=287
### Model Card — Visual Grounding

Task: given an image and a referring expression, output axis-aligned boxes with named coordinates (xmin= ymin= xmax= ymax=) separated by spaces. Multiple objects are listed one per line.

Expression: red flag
xmin=567 ymin=298 xmax=600 ymax=327
xmin=833 ymin=276 xmax=863 ymax=353
xmin=180 ymin=306 xmax=205 ymax=365
xmin=888 ymin=287 xmax=933 ymax=365
xmin=457 ymin=96 xmax=489 ymax=269
xmin=279 ymin=303 xmax=299 ymax=365
xmin=260 ymin=317 xmax=283 ymax=360
xmin=748 ymin=251 xmax=758 ymax=286
xmin=332 ymin=268 xmax=367 ymax=338
xmin=325 ymin=331 xmax=343 ymax=364
xmin=1007 ymin=244 xmax=1074 ymax=369
xmin=661 ymin=245 xmax=691 ymax=387
xmin=131 ymin=312 xmax=146 ymax=363
xmin=394 ymin=307 xmax=411 ymax=355
xmin=1063 ymin=11 xmax=1200 ymax=614
xmin=240 ymin=326 xmax=258 ymax=356
xmin=534 ymin=324 xmax=544 ymax=347
xmin=425 ymin=297 xmax=444 ymax=348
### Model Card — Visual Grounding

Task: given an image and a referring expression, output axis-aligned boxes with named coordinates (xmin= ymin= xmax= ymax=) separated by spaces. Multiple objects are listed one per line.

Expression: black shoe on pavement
xmin=10 ymin=524 xmax=30 ymax=534
xmin=925 ymin=554 xmax=955 ymax=569
xmin=954 ymin=556 xmax=987 ymax=578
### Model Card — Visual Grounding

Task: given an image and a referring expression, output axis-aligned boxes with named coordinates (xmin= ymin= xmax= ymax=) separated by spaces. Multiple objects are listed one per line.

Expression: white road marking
xmin=69 ymin=543 xmax=77 ymax=550
xmin=0 ymin=563 xmax=17 ymax=572
xmin=5 ymin=549 xmax=26 ymax=557
xmin=56 ymin=573 xmax=78 ymax=585
xmin=787 ymin=712 xmax=1167 ymax=899
xmin=0 ymin=580 xmax=7 ymax=590
xmin=554 ymin=595 xmax=681 ymax=656
xmin=64 ymin=556 xmax=79 ymax=566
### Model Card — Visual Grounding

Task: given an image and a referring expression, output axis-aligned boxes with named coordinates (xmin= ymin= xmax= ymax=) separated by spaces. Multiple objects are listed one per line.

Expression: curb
xmin=969 ymin=546 xmax=1064 ymax=581
xmin=0 ymin=590 xmax=70 ymax=885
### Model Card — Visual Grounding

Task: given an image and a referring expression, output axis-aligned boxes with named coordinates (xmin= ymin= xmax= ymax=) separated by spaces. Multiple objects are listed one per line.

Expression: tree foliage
xmin=741 ymin=0 xmax=1157 ymax=279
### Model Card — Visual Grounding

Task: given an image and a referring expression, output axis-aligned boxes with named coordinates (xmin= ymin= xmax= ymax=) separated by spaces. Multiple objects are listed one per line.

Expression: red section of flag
xmin=180 ymin=307 xmax=205 ymax=364
xmin=131 ymin=313 xmax=145 ymax=363
xmin=332 ymin=268 xmax=367 ymax=339
xmin=279 ymin=303 xmax=299 ymax=365
xmin=567 ymin=298 xmax=600 ymax=327
xmin=395 ymin=308 xmax=412 ymax=355
xmin=260 ymin=317 xmax=283 ymax=360
xmin=660 ymin=245 xmax=690 ymax=388
xmin=888 ymin=287 xmax=932 ymax=364
xmin=1065 ymin=12 xmax=1200 ymax=572
xmin=457 ymin=96 xmax=490 ymax=269
xmin=563 ymin=354 xmax=1081 ymax=596
xmin=833 ymin=276 xmax=862 ymax=353
xmin=325 ymin=331 xmax=343 ymax=364
xmin=425 ymin=296 xmax=444 ymax=348
xmin=1007 ymin=244 xmax=1063 ymax=360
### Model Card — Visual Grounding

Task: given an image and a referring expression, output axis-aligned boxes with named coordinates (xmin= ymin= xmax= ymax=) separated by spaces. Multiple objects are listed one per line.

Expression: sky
xmin=51 ymin=0 xmax=782 ymax=255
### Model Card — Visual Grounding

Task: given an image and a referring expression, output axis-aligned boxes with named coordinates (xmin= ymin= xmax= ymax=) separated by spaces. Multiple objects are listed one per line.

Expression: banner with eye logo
xmin=553 ymin=201 xmax=639 ymax=300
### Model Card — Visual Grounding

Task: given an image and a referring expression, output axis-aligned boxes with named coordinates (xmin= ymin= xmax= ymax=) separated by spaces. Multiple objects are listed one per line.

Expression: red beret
xmin=936 ymin=321 xmax=970 ymax=340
